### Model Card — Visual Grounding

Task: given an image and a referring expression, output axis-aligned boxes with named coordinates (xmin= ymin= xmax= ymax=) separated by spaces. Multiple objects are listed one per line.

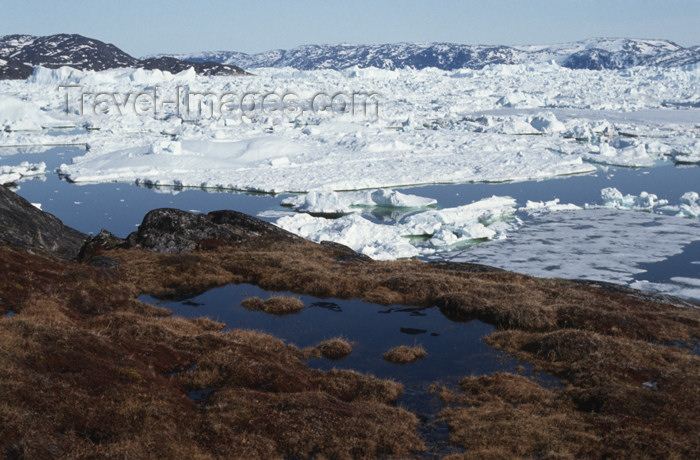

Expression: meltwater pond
xmin=141 ymin=283 xmax=541 ymax=388
xmin=2 ymin=145 xmax=700 ymax=302
xmin=141 ymin=283 xmax=555 ymax=455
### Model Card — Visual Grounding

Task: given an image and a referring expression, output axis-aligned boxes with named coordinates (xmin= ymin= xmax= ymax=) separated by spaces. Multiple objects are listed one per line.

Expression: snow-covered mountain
xmin=2 ymin=35 xmax=697 ymax=80
xmin=164 ymin=38 xmax=700 ymax=70
xmin=0 ymin=34 xmax=248 ymax=78
xmin=0 ymin=56 xmax=34 ymax=79
xmin=0 ymin=34 xmax=138 ymax=70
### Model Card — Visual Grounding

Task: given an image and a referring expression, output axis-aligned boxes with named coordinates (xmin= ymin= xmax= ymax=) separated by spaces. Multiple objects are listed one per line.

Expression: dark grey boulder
xmin=0 ymin=185 xmax=87 ymax=259
xmin=78 ymin=229 xmax=128 ymax=262
xmin=208 ymin=209 xmax=302 ymax=240
xmin=125 ymin=208 xmax=303 ymax=254
xmin=126 ymin=208 xmax=242 ymax=254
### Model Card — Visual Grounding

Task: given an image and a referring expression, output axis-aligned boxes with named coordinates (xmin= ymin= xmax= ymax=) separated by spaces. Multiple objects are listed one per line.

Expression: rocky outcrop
xmin=124 ymin=208 xmax=301 ymax=254
xmin=167 ymin=38 xmax=700 ymax=71
xmin=0 ymin=185 xmax=86 ymax=259
xmin=0 ymin=34 xmax=251 ymax=80
xmin=0 ymin=56 xmax=34 ymax=80
xmin=139 ymin=57 xmax=249 ymax=76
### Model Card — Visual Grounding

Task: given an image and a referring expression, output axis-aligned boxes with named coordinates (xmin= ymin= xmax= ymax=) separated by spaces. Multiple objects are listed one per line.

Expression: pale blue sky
xmin=1 ymin=0 xmax=698 ymax=57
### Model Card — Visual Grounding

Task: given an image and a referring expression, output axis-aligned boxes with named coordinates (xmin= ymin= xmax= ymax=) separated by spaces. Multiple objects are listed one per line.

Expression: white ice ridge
xmin=0 ymin=161 xmax=46 ymax=184
xmin=275 ymin=195 xmax=519 ymax=260
xmin=281 ymin=189 xmax=437 ymax=214
xmin=0 ymin=64 xmax=696 ymax=191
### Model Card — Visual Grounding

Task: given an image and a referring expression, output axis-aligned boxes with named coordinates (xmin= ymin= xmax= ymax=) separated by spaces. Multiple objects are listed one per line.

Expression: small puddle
xmin=141 ymin=283 xmax=559 ymax=455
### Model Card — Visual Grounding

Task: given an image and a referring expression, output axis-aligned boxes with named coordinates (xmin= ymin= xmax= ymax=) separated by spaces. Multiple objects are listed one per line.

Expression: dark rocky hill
xmin=165 ymin=38 xmax=700 ymax=71
xmin=0 ymin=34 xmax=249 ymax=79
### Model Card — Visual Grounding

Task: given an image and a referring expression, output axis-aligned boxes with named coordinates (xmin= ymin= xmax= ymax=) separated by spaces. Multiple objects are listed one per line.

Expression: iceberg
xmin=678 ymin=192 xmax=700 ymax=218
xmin=281 ymin=189 xmax=437 ymax=214
xmin=0 ymin=161 xmax=46 ymax=184
xmin=274 ymin=195 xmax=519 ymax=260
xmin=597 ymin=187 xmax=668 ymax=211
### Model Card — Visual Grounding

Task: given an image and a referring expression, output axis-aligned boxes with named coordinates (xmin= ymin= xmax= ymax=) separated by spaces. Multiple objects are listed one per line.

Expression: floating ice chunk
xmin=281 ymin=189 xmax=437 ymax=214
xmin=0 ymin=161 xmax=46 ymax=184
xmin=582 ymin=140 xmax=655 ymax=167
xmin=275 ymin=195 xmax=518 ymax=259
xmin=282 ymin=191 xmax=361 ymax=214
xmin=529 ymin=112 xmax=566 ymax=133
xmin=521 ymin=199 xmax=581 ymax=214
xmin=678 ymin=192 xmax=700 ymax=218
xmin=401 ymin=196 xmax=517 ymax=236
xmin=31 ymin=202 xmax=42 ymax=210
xmin=428 ymin=223 xmax=496 ymax=247
xmin=597 ymin=187 xmax=667 ymax=211
xmin=672 ymin=140 xmax=700 ymax=164
xmin=275 ymin=213 xmax=420 ymax=260
xmin=59 ymin=137 xmax=305 ymax=187
xmin=370 ymin=189 xmax=437 ymax=208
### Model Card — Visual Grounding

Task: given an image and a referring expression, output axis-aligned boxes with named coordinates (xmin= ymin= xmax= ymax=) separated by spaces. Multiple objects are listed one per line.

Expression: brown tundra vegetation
xmin=1 ymin=187 xmax=698 ymax=458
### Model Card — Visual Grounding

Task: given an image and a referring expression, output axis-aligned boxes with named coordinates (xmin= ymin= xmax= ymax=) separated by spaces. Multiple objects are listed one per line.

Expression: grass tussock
xmin=436 ymin=373 xmax=599 ymax=459
xmin=240 ymin=296 xmax=306 ymax=315
xmin=383 ymin=345 xmax=427 ymax=364
xmin=483 ymin=329 xmax=700 ymax=458
xmin=317 ymin=337 xmax=353 ymax=360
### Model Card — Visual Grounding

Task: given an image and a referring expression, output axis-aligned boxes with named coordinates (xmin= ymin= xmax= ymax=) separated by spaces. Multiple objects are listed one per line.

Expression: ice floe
xmin=451 ymin=209 xmax=700 ymax=299
xmin=597 ymin=187 xmax=668 ymax=211
xmin=0 ymin=161 xmax=46 ymax=184
xmin=275 ymin=195 xmax=519 ymax=260
xmin=678 ymin=192 xmax=700 ymax=218
xmin=0 ymin=63 xmax=695 ymax=191
xmin=281 ymin=189 xmax=437 ymax=214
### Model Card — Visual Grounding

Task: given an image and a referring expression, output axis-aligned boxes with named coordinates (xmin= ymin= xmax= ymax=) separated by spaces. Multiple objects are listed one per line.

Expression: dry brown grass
xmin=317 ymin=337 xmax=353 ymax=360
xmin=0 ymin=244 xmax=424 ymax=458
xmin=436 ymin=373 xmax=599 ymax=459
xmin=240 ymin=295 xmax=306 ymax=315
xmin=483 ymin=329 xmax=700 ymax=458
xmin=99 ymin=230 xmax=700 ymax=457
xmin=383 ymin=345 xmax=427 ymax=364
xmin=3 ymin=208 xmax=700 ymax=458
